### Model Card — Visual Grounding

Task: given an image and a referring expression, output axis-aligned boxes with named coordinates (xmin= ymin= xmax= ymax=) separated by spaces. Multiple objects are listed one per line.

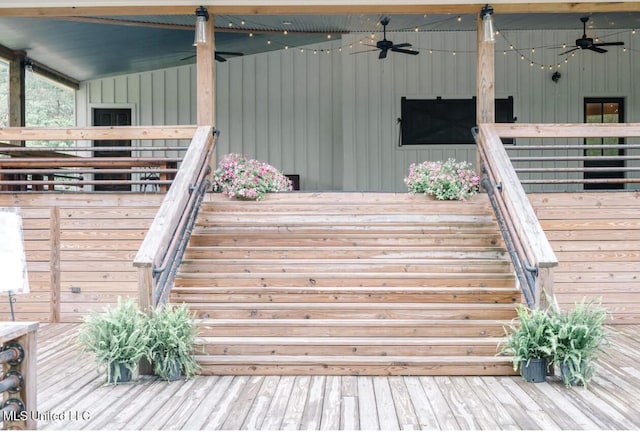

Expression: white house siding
xmin=342 ymin=29 xmax=639 ymax=192
xmin=78 ymin=29 xmax=639 ymax=193
xmin=79 ymin=41 xmax=343 ymax=192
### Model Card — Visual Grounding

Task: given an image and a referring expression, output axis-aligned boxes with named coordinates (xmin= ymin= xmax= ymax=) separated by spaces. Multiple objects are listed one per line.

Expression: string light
xmin=241 ymin=20 xmax=245 ymax=26
xmin=327 ymin=34 xmax=332 ymax=39
xmin=457 ymin=16 xmax=462 ymax=22
xmin=267 ymin=40 xmax=271 ymax=45
xmin=283 ymin=30 xmax=288 ymax=35
xmin=228 ymin=22 xmax=233 ymax=28
xmin=249 ymin=32 xmax=253 ymax=37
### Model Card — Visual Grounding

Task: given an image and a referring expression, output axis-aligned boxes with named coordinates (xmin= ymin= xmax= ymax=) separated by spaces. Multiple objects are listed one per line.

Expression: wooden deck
xmin=36 ymin=323 xmax=640 ymax=430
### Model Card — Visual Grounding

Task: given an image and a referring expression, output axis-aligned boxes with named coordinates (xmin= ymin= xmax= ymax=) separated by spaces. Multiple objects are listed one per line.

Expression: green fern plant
xmin=78 ymin=297 xmax=150 ymax=383
xmin=147 ymin=303 xmax=201 ymax=381
xmin=550 ymin=298 xmax=610 ymax=388
xmin=500 ymin=305 xmax=554 ymax=372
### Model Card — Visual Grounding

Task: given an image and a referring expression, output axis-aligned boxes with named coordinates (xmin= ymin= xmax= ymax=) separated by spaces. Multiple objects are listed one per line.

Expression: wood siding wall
xmin=530 ymin=192 xmax=640 ymax=324
xmin=2 ymin=192 xmax=638 ymax=323
xmin=0 ymin=194 xmax=163 ymax=322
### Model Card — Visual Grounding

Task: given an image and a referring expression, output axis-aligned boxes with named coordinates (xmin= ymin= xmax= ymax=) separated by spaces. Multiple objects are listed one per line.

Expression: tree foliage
xmin=0 ymin=60 xmax=74 ymax=147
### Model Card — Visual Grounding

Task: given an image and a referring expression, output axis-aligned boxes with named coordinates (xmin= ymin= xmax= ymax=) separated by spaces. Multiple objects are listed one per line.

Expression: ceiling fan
xmin=355 ymin=17 xmax=419 ymax=59
xmin=559 ymin=16 xmax=624 ymax=55
xmin=180 ymin=51 xmax=245 ymax=62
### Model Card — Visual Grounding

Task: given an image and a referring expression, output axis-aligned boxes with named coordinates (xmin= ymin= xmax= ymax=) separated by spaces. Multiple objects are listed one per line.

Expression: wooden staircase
xmin=171 ymin=192 xmax=519 ymax=375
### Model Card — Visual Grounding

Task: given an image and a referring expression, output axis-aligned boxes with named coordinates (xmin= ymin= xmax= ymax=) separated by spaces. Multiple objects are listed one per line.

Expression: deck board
xmin=33 ymin=323 xmax=640 ymax=431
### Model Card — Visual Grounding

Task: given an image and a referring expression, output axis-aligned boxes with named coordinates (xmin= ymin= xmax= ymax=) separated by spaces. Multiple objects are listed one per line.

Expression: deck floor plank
xmin=29 ymin=324 xmax=640 ymax=431
xmin=280 ymin=376 xmax=311 ymax=430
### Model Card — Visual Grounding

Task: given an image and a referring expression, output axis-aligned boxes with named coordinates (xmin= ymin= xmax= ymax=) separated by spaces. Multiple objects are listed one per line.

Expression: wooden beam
xmin=28 ymin=58 xmax=79 ymax=90
xmin=0 ymin=126 xmax=198 ymax=141
xmin=0 ymin=3 xmax=639 ymax=17
xmin=197 ymin=17 xmax=216 ymax=126
xmin=492 ymin=123 xmax=640 ymax=138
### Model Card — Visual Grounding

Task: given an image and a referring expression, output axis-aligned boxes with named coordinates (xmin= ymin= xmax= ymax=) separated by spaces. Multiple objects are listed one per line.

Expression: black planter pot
xmin=560 ymin=362 xmax=582 ymax=386
xmin=108 ymin=362 xmax=133 ymax=384
xmin=166 ymin=359 xmax=182 ymax=382
xmin=520 ymin=357 xmax=547 ymax=383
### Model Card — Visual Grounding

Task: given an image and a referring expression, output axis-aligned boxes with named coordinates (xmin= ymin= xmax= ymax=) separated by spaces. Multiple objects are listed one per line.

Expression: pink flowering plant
xmin=212 ymin=153 xmax=293 ymax=200
xmin=404 ymin=158 xmax=480 ymax=200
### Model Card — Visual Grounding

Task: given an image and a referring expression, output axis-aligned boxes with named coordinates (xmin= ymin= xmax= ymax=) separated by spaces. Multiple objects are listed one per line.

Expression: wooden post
xmin=49 ymin=207 xmax=60 ymax=323
xmin=196 ymin=13 xmax=216 ymax=175
xmin=535 ymin=267 xmax=555 ymax=311
xmin=9 ymin=51 xmax=26 ymax=147
xmin=476 ymin=8 xmax=495 ymax=171
xmin=136 ymin=264 xmax=154 ymax=375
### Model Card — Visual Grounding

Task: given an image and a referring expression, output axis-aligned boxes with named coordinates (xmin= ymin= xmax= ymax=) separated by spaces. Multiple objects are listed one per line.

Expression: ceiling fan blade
xmin=588 ymin=46 xmax=607 ymax=54
xmin=558 ymin=47 xmax=580 ymax=56
xmin=215 ymin=51 xmax=244 ymax=56
xmin=180 ymin=54 xmax=196 ymax=61
xmin=379 ymin=49 xmax=388 ymax=59
xmin=593 ymin=41 xmax=624 ymax=47
xmin=349 ymin=48 xmax=379 ymax=55
xmin=215 ymin=54 xmax=227 ymax=62
xmin=393 ymin=43 xmax=412 ymax=48
xmin=391 ymin=48 xmax=419 ymax=55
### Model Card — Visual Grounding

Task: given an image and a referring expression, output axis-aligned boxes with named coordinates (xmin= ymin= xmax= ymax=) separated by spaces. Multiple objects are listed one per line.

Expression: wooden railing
xmin=133 ymin=126 xmax=217 ymax=312
xmin=493 ymin=123 xmax=640 ymax=189
xmin=474 ymin=124 xmax=558 ymax=308
xmin=0 ymin=322 xmax=37 ymax=430
xmin=0 ymin=126 xmax=197 ymax=192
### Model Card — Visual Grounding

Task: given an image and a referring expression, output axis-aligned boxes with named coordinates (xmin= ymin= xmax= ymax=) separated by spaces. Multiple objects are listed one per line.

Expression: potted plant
xmin=78 ymin=297 xmax=150 ymax=384
xmin=147 ymin=303 xmax=200 ymax=381
xmin=550 ymin=298 xmax=610 ymax=388
xmin=404 ymin=158 xmax=480 ymax=201
xmin=500 ymin=305 xmax=554 ymax=383
xmin=212 ymin=153 xmax=293 ymax=200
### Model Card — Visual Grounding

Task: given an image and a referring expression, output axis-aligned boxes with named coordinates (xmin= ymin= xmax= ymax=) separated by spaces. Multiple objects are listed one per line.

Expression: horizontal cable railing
xmin=0 ymin=126 xmax=196 ymax=192
xmin=473 ymin=124 xmax=558 ymax=309
xmin=493 ymin=123 xmax=640 ymax=188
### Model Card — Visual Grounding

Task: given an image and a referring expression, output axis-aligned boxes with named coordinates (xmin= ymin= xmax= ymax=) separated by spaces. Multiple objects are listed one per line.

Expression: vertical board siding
xmin=341 ymin=29 xmax=639 ymax=192
xmin=79 ymin=29 xmax=638 ymax=193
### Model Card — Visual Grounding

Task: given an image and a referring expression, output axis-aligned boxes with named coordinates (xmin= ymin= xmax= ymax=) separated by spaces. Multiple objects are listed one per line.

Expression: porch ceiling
xmin=0 ymin=11 xmax=638 ymax=82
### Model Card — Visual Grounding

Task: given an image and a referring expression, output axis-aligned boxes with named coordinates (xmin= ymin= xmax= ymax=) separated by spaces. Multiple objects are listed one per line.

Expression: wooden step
xmin=171 ymin=286 xmax=520 ymax=304
xmin=198 ymin=336 xmax=505 ymax=357
xmin=187 ymin=234 xmax=502 ymax=248
xmin=178 ymin=259 xmax=511 ymax=274
xmin=194 ymin=355 xmax=516 ymax=376
xmin=196 ymin=319 xmax=508 ymax=337
xmin=182 ymin=246 xmax=509 ymax=260
xmin=174 ymin=272 xmax=516 ymax=288
xmin=187 ymin=302 xmax=517 ymax=321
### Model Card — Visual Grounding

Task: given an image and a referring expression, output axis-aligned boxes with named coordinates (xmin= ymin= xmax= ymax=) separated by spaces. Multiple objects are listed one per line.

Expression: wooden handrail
xmin=0 ymin=322 xmax=38 ymax=430
xmin=133 ymin=126 xmax=216 ymax=313
xmin=493 ymin=123 xmax=640 ymax=138
xmin=0 ymin=125 xmax=197 ymax=141
xmin=476 ymin=124 xmax=558 ymax=308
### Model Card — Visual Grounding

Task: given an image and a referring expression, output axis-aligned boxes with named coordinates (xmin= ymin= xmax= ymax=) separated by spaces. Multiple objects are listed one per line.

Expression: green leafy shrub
xmin=147 ymin=304 xmax=200 ymax=381
xmin=78 ymin=297 xmax=150 ymax=383
xmin=500 ymin=305 xmax=554 ymax=373
xmin=550 ymin=298 xmax=610 ymax=387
